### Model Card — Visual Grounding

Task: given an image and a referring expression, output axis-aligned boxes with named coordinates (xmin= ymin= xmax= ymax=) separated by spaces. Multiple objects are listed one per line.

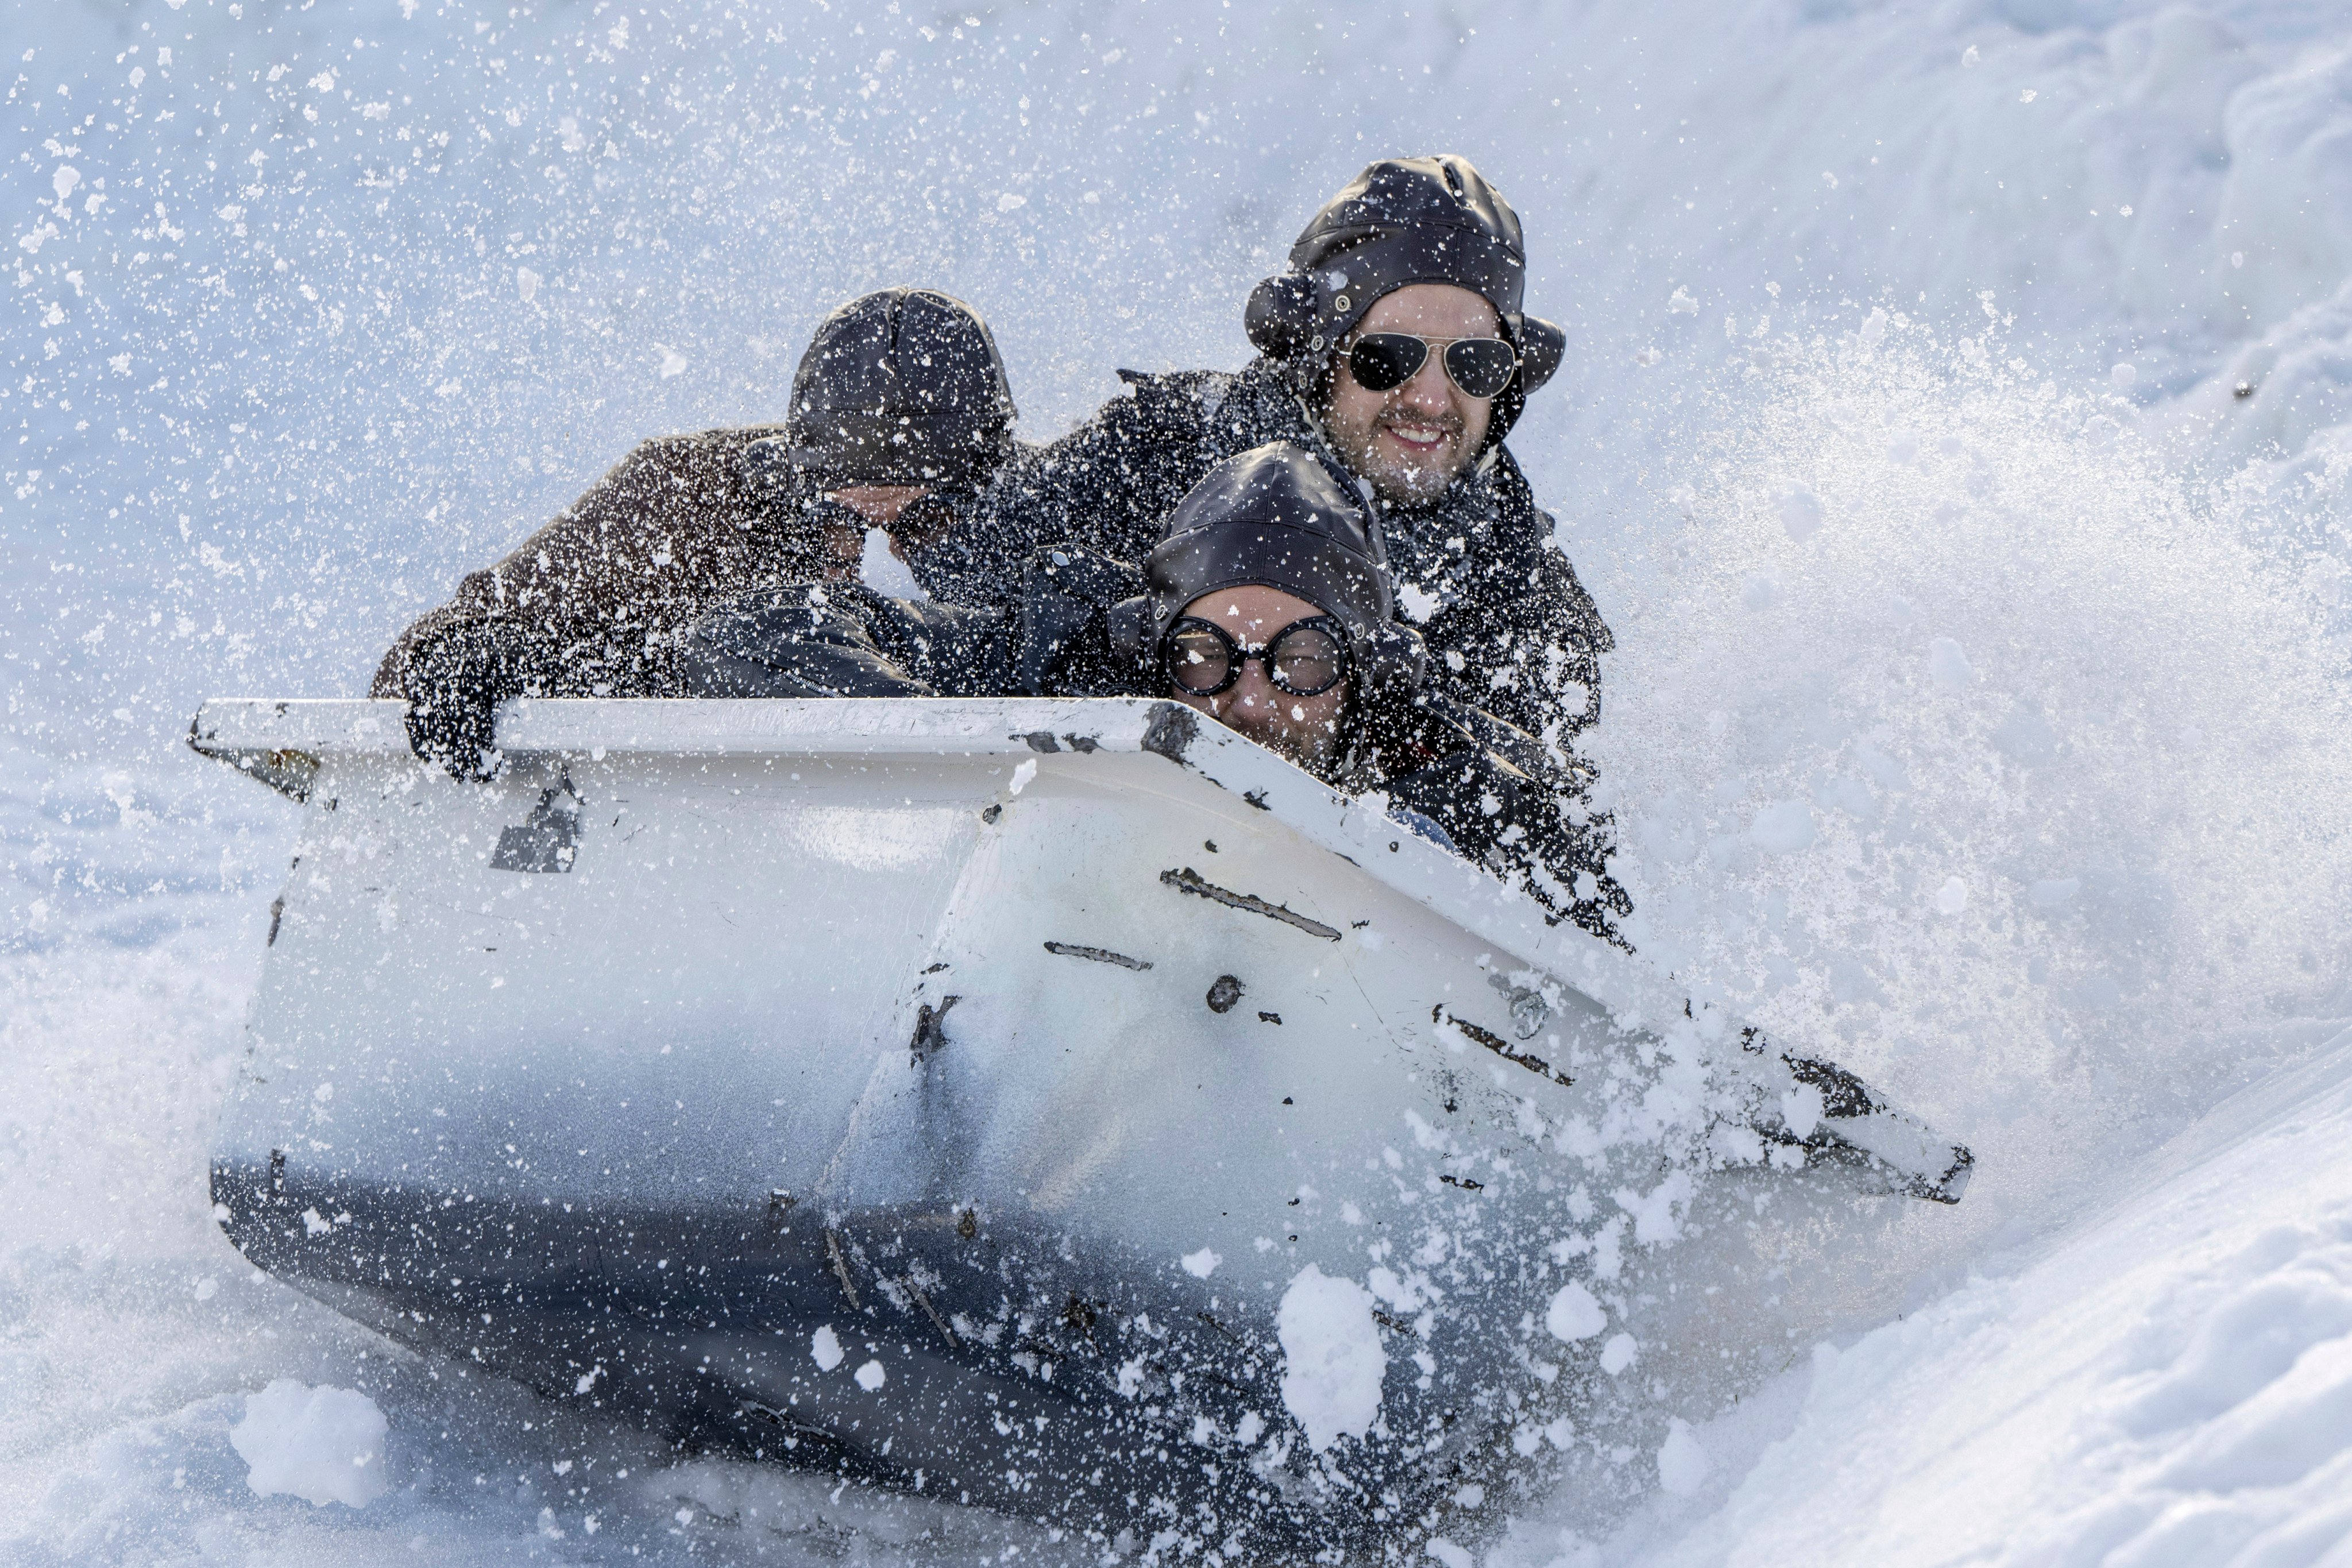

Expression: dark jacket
xmin=676 ymin=559 xmax=1631 ymax=943
xmin=371 ymin=425 xmax=822 ymax=773
xmin=920 ymin=360 xmax=1612 ymax=743
xmin=679 ymin=550 xmax=1141 ymax=704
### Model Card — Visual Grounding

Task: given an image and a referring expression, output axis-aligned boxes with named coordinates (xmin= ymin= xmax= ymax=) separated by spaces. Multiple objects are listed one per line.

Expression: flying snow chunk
xmin=654 ymin=345 xmax=688 ymax=379
xmin=1397 ymin=581 xmax=1440 ymax=624
xmin=52 ymin=166 xmax=80 ymax=199
xmin=1544 ymin=1281 xmax=1606 ymax=1342
xmin=853 ymin=1359 xmax=887 ymax=1392
xmin=1775 ymin=481 xmax=1824 ymax=541
xmin=1781 ymin=1082 xmax=1825 ymax=1141
xmin=1617 ymin=1169 xmax=1694 ymax=1244
xmin=2111 ymin=362 xmax=2138 ymax=388
xmin=810 ymin=1324 xmax=845 ymax=1372
xmin=1278 ymin=1265 xmax=1385 ymax=1453
xmin=1658 ymin=1418 xmax=1713 ymax=1495
xmin=1935 ymin=876 xmax=1970 ymax=914
xmin=1751 ymin=801 xmax=1817 ymax=855
xmin=516 ymin=267 xmax=540 ymax=304
xmin=1668 ymin=285 xmax=1698 ymax=315
xmin=996 ymin=192 xmax=1028 ymax=213
xmin=230 ymin=1380 xmax=389 ymax=1508
xmin=1599 ymin=1333 xmax=1640 ymax=1376
xmin=1181 ymin=1248 xmax=1221 ymax=1279
xmin=1930 ymin=636 xmax=1975 ymax=689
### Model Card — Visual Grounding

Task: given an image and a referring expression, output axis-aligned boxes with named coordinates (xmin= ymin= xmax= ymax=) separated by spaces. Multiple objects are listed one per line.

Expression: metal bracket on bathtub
xmin=490 ymin=776 xmax=582 ymax=873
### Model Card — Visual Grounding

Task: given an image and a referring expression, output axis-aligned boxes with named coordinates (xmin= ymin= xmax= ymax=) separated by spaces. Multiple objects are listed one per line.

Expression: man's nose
xmin=1395 ymin=352 xmax=1454 ymax=411
xmin=1230 ymin=657 xmax=1281 ymax=715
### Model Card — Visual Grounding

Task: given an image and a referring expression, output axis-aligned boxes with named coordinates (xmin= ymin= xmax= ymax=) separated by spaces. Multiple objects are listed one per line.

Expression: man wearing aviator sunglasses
xmin=374 ymin=287 xmax=1022 ymax=779
xmin=939 ymin=154 xmax=1612 ymax=759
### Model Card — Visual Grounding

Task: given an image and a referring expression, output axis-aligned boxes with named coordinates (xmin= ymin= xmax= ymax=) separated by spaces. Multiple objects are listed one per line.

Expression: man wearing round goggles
xmin=1113 ymin=447 xmax=1622 ymax=943
xmin=373 ymin=287 xmax=1019 ymax=778
xmin=947 ymin=155 xmax=1610 ymax=752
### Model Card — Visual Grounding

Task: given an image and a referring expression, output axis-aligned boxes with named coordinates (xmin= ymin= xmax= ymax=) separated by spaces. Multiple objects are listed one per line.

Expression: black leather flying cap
xmin=781 ymin=287 xmax=1017 ymax=487
xmin=1118 ymin=443 xmax=1426 ymax=700
xmin=1243 ymin=156 xmax=1565 ymax=442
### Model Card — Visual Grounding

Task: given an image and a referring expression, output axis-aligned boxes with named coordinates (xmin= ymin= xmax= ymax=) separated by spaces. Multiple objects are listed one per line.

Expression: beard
xmin=1326 ymin=400 xmax=1476 ymax=505
xmin=1365 ymin=414 xmax=1469 ymax=503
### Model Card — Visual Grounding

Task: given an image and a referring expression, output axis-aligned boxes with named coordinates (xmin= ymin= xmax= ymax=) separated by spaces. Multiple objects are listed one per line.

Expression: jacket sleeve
xmin=1377 ymin=695 xmax=1632 ymax=944
xmin=675 ymin=586 xmax=1014 ymax=699
xmin=372 ymin=426 xmax=798 ymax=694
xmin=1466 ymin=449 xmax=1613 ymax=743
xmin=370 ymin=426 xmax=798 ymax=770
xmin=925 ymin=373 xmax=1219 ymax=608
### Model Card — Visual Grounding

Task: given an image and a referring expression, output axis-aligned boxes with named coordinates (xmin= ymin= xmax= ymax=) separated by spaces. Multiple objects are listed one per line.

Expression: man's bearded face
xmin=1319 ymin=283 xmax=1501 ymax=505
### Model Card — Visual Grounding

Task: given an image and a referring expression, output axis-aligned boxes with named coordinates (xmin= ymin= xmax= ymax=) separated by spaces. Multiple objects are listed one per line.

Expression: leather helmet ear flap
xmin=1515 ymin=315 xmax=1565 ymax=396
xmin=1355 ymin=621 xmax=1429 ymax=702
xmin=1107 ymin=596 xmax=1153 ymax=668
xmin=1245 ymin=272 xmax=1320 ymax=361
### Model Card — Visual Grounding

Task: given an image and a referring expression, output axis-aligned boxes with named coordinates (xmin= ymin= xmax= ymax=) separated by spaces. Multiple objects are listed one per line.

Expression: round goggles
xmin=1162 ymin=615 xmax=1350 ymax=699
xmin=1345 ymin=332 xmax=1519 ymax=400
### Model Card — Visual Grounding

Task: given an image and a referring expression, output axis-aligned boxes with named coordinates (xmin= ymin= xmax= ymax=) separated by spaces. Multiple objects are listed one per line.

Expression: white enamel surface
xmin=208 ymin=698 xmax=1663 ymax=1300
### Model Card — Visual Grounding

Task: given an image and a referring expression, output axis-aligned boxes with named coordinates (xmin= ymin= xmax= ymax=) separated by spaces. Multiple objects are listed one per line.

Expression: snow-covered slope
xmin=3 ymin=0 xmax=2350 ymax=1561
xmin=1499 ymin=1023 xmax=2352 ymax=1566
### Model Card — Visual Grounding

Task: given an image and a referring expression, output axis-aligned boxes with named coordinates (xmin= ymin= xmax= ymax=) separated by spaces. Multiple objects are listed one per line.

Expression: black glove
xmin=676 ymin=583 xmax=1025 ymax=699
xmin=1014 ymin=549 xmax=1145 ymax=697
xmin=399 ymin=622 xmax=525 ymax=781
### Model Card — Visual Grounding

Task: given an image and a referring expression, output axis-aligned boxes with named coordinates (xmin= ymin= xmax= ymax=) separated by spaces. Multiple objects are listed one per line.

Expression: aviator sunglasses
xmin=1344 ymin=332 xmax=1520 ymax=400
xmin=1162 ymin=615 xmax=1351 ymax=699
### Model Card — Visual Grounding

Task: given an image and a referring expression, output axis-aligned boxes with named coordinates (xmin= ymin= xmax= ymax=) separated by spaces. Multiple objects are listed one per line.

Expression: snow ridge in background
xmin=3 ymin=0 xmax=2350 ymax=1561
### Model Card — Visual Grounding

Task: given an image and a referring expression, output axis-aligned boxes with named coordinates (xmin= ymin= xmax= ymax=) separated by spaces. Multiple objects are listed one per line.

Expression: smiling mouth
xmin=1380 ymin=420 xmax=1456 ymax=451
